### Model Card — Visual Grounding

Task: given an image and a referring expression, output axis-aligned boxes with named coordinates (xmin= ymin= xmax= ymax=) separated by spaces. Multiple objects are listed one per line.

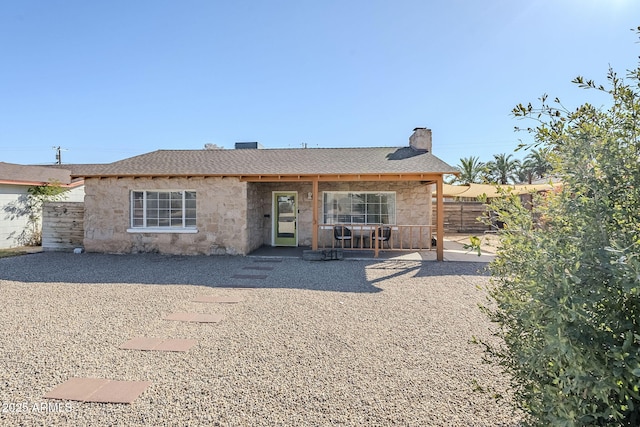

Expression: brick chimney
xmin=409 ymin=127 xmax=432 ymax=152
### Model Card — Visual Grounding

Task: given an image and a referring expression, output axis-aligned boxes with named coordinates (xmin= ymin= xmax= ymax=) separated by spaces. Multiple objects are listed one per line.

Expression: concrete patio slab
xmin=247 ymin=236 xmax=497 ymax=262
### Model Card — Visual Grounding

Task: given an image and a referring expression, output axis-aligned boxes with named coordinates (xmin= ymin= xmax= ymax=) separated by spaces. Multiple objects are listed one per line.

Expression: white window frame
xmin=322 ymin=191 xmax=396 ymax=225
xmin=127 ymin=190 xmax=198 ymax=234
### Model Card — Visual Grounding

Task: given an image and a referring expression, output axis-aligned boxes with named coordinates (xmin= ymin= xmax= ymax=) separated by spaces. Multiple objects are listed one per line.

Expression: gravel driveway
xmin=0 ymin=252 xmax=521 ymax=426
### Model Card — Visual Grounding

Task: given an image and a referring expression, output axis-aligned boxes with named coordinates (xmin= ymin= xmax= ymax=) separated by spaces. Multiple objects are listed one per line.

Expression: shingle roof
xmin=73 ymin=147 xmax=458 ymax=178
xmin=0 ymin=162 xmax=73 ymax=184
xmin=47 ymin=163 xmax=106 ymax=177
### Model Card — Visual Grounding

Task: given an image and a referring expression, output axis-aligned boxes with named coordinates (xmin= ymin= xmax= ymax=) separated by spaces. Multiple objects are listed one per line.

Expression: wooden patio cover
xmin=240 ymin=172 xmax=446 ymax=261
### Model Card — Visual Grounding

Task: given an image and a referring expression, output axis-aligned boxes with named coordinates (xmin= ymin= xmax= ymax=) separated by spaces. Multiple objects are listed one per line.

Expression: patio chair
xmin=333 ymin=226 xmax=352 ymax=248
xmin=374 ymin=226 xmax=391 ymax=249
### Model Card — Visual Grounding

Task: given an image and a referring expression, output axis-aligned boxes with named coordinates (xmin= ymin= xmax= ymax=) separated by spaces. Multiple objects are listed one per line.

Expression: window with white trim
xmin=323 ymin=192 xmax=396 ymax=224
xmin=130 ymin=191 xmax=196 ymax=229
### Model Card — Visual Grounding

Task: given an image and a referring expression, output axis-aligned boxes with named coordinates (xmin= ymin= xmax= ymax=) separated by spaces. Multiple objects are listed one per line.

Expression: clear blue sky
xmin=1 ymin=0 xmax=639 ymax=167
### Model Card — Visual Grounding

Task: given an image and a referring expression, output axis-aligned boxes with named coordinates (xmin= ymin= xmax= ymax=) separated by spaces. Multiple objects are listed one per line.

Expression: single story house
xmin=0 ymin=162 xmax=84 ymax=248
xmin=72 ymin=128 xmax=458 ymax=260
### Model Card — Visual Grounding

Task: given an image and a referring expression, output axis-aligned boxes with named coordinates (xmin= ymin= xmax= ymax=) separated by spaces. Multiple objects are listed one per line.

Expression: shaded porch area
xmin=248 ymin=234 xmax=496 ymax=263
xmin=244 ymin=174 xmax=449 ymax=261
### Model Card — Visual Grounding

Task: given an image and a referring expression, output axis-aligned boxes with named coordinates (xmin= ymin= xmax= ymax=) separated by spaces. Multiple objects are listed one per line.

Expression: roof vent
xmin=235 ymin=142 xmax=263 ymax=149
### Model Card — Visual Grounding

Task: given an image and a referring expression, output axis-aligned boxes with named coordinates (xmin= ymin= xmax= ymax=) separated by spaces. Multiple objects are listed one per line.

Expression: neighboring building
xmin=0 ymin=162 xmax=84 ymax=248
xmin=72 ymin=128 xmax=457 ymax=260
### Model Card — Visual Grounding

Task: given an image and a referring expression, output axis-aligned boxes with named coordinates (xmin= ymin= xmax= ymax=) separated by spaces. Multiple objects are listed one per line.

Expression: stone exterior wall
xmin=246 ymin=182 xmax=266 ymax=252
xmin=253 ymin=181 xmax=432 ymax=247
xmin=83 ymin=177 xmax=250 ymax=255
xmin=83 ymin=177 xmax=433 ymax=255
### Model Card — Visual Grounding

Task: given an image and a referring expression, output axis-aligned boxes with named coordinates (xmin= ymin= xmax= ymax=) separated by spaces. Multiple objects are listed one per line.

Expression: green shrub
xmin=482 ymin=28 xmax=640 ymax=426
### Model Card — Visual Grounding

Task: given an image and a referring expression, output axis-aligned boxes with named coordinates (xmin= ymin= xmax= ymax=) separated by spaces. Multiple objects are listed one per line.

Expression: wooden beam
xmin=0 ymin=179 xmax=83 ymax=188
xmin=312 ymin=179 xmax=319 ymax=250
xmin=239 ymin=173 xmax=443 ymax=183
xmin=80 ymin=172 xmax=447 ymax=183
xmin=436 ymin=177 xmax=444 ymax=261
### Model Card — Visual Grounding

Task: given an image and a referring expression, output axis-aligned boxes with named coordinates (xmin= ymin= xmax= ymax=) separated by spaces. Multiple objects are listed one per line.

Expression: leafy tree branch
xmin=481 ymin=27 xmax=640 ymax=426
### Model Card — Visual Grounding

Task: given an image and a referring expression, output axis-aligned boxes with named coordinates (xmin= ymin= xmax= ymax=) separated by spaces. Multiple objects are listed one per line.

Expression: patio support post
xmin=312 ymin=178 xmax=319 ymax=250
xmin=374 ymin=225 xmax=379 ymax=258
xmin=436 ymin=177 xmax=444 ymax=261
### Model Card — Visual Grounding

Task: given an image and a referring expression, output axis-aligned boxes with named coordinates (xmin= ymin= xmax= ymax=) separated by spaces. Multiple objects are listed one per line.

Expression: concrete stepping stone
xmin=119 ymin=337 xmax=197 ymax=352
xmin=164 ymin=312 xmax=224 ymax=323
xmin=193 ymin=295 xmax=244 ymax=304
xmin=43 ymin=378 xmax=151 ymax=404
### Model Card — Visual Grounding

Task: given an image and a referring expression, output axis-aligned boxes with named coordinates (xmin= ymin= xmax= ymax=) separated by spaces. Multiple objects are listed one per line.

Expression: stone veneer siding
xmin=254 ymin=181 xmax=433 ymax=247
xmin=84 ymin=177 xmax=432 ymax=255
xmin=246 ymin=182 xmax=265 ymax=252
xmin=83 ymin=177 xmax=251 ymax=255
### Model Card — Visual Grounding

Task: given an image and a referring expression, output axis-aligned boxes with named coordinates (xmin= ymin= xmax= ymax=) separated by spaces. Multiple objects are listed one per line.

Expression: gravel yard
xmin=0 ymin=252 xmax=521 ymax=426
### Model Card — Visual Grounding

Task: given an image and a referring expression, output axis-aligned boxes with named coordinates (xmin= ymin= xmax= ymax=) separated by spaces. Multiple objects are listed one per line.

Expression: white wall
xmin=0 ymin=185 xmax=31 ymax=248
xmin=0 ymin=184 xmax=85 ymax=248
xmin=64 ymin=185 xmax=85 ymax=202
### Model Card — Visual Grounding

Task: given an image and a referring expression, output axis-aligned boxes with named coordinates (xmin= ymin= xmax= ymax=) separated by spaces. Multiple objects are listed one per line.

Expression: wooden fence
xmin=434 ymin=201 xmax=490 ymax=233
xmin=42 ymin=202 xmax=84 ymax=251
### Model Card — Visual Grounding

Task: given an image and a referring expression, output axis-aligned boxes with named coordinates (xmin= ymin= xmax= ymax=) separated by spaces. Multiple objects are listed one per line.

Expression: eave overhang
xmin=75 ymin=173 xmax=450 ymax=183
xmin=0 ymin=179 xmax=84 ymax=187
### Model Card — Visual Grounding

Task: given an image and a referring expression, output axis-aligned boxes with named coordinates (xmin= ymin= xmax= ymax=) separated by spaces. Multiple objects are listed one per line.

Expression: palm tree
xmin=515 ymin=157 xmax=536 ymax=184
xmin=485 ymin=153 xmax=520 ymax=184
xmin=524 ymin=148 xmax=553 ymax=180
xmin=453 ymin=156 xmax=485 ymax=184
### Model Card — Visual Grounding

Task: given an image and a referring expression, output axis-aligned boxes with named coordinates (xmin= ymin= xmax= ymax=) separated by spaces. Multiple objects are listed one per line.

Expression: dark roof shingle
xmin=0 ymin=162 xmax=73 ymax=184
xmin=73 ymin=147 xmax=457 ymax=178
